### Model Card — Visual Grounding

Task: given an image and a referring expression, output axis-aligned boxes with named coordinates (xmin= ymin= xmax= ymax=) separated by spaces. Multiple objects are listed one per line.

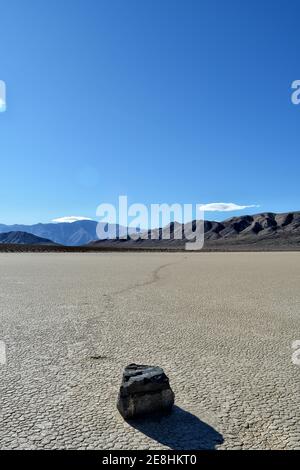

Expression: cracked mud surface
xmin=0 ymin=252 xmax=299 ymax=449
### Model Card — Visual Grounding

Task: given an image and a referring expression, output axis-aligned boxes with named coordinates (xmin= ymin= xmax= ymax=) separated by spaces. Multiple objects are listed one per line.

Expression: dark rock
xmin=117 ymin=364 xmax=175 ymax=419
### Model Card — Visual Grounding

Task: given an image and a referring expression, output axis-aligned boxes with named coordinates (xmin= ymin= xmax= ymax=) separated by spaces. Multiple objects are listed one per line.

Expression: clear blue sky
xmin=0 ymin=0 xmax=300 ymax=225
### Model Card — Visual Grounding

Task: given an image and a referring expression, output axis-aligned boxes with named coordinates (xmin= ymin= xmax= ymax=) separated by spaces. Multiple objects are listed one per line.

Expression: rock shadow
xmin=127 ymin=405 xmax=224 ymax=450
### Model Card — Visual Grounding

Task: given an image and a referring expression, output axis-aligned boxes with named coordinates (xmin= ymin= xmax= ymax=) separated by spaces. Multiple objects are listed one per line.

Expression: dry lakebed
xmin=0 ymin=252 xmax=299 ymax=450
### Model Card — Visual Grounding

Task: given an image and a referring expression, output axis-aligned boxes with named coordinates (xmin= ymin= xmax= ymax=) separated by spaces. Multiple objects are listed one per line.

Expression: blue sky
xmin=0 ymin=0 xmax=300 ymax=225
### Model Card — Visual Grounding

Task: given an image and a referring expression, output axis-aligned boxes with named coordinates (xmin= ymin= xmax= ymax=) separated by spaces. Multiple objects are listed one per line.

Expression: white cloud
xmin=0 ymin=81 xmax=6 ymax=112
xmin=52 ymin=216 xmax=94 ymax=223
xmin=199 ymin=202 xmax=259 ymax=212
xmin=0 ymin=97 xmax=5 ymax=111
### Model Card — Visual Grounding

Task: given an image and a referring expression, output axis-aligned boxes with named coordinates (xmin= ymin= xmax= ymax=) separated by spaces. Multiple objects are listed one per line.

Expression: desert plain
xmin=0 ymin=252 xmax=299 ymax=450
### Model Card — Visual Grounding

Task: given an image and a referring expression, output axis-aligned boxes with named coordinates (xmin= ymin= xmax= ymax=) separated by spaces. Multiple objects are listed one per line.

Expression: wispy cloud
xmin=199 ymin=202 xmax=260 ymax=212
xmin=52 ymin=216 xmax=93 ymax=223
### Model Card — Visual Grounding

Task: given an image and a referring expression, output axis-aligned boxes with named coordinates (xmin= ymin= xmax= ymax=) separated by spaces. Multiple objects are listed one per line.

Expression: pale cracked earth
xmin=0 ymin=252 xmax=299 ymax=450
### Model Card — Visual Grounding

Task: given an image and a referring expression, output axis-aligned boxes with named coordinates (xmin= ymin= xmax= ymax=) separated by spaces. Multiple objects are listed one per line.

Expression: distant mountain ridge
xmin=0 ymin=220 xmax=99 ymax=246
xmin=0 ymin=231 xmax=57 ymax=245
xmin=90 ymin=211 xmax=300 ymax=250
xmin=0 ymin=211 xmax=300 ymax=249
xmin=0 ymin=221 xmax=136 ymax=246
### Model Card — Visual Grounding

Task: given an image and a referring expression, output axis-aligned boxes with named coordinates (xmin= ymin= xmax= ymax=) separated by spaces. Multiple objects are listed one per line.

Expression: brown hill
xmin=89 ymin=211 xmax=300 ymax=250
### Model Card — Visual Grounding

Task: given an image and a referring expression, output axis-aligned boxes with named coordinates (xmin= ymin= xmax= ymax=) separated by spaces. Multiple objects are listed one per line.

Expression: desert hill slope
xmin=89 ymin=211 xmax=300 ymax=250
xmin=0 ymin=231 xmax=57 ymax=245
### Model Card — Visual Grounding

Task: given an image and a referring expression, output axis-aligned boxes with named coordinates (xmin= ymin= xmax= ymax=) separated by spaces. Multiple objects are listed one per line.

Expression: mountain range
xmin=0 ymin=211 xmax=299 ymax=249
xmin=0 ymin=220 xmax=99 ymax=246
xmin=90 ymin=211 xmax=300 ymax=250
xmin=0 ymin=221 xmax=136 ymax=246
